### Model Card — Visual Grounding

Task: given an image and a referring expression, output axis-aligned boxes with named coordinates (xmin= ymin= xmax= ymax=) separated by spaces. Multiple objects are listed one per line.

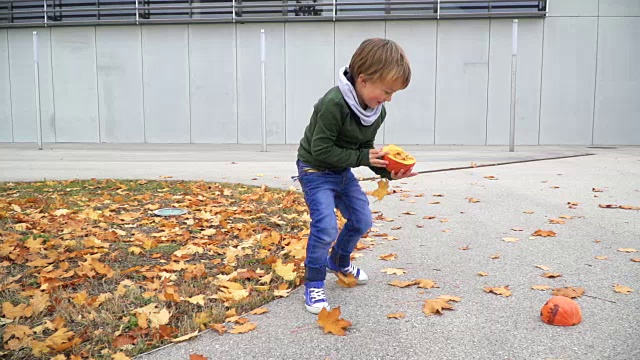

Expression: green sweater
xmin=297 ymin=86 xmax=393 ymax=180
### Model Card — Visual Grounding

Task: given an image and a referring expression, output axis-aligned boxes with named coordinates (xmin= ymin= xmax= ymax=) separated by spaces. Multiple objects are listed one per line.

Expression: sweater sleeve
xmin=362 ymin=139 xmax=393 ymax=180
xmin=310 ymin=98 xmax=371 ymax=168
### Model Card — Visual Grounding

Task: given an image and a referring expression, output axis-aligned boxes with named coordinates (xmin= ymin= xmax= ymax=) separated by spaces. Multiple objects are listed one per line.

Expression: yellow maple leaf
xmin=2 ymin=302 xmax=34 ymax=320
xmin=613 ymin=284 xmax=633 ymax=295
xmin=317 ymin=307 xmax=352 ymax=336
xmin=423 ymin=299 xmax=454 ymax=316
xmin=541 ymin=272 xmax=562 ymax=278
xmin=112 ymin=353 xmax=132 ymax=360
xmin=389 ymin=280 xmax=417 ymax=288
xmin=50 ymin=355 xmax=66 ymax=360
xmin=29 ymin=291 xmax=50 ymax=315
xmin=380 ymin=268 xmax=407 ymax=275
xmin=273 ymin=260 xmax=297 ymax=281
xmin=477 ymin=272 xmax=489 ymax=277
xmin=3 ymin=324 xmax=33 ymax=342
xmin=532 ymin=285 xmax=551 ymax=291
xmin=229 ymin=322 xmax=257 ymax=334
xmin=618 ymin=248 xmax=637 ymax=253
xmin=149 ymin=308 xmax=172 ymax=328
xmin=71 ymin=291 xmax=88 ymax=305
xmin=532 ymin=229 xmax=556 ymax=237
xmin=415 ymin=279 xmax=439 ymax=289
xmin=371 ymin=180 xmax=390 ymax=201
xmin=387 ymin=313 xmax=406 ymax=319
xmin=437 ymin=295 xmax=462 ymax=302
xmin=249 ymin=307 xmax=269 ymax=315
xmin=184 ymin=295 xmax=206 ymax=306
xmin=502 ymin=237 xmax=519 ymax=243
xmin=336 ymin=272 xmax=357 ymax=288
xmin=483 ymin=285 xmax=512 ymax=297
xmin=210 ymin=323 xmax=227 ymax=335
xmin=378 ymin=253 xmax=398 ymax=261
xmin=44 ymin=327 xmax=74 ymax=349
xmin=30 ymin=340 xmax=50 ymax=356
xmin=552 ymin=287 xmax=585 ymax=298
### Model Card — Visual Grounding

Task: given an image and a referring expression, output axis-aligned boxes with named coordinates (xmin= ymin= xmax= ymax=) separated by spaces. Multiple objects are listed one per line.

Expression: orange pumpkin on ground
xmin=540 ymin=296 xmax=582 ymax=326
xmin=382 ymin=144 xmax=416 ymax=174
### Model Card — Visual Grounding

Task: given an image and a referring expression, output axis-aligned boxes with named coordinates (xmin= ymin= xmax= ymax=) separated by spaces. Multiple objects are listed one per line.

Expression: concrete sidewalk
xmin=1 ymin=143 xmax=639 ymax=360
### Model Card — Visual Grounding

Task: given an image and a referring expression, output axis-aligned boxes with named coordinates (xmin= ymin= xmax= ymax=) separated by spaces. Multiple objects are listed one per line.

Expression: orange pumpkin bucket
xmin=540 ymin=296 xmax=582 ymax=326
xmin=382 ymin=144 xmax=416 ymax=174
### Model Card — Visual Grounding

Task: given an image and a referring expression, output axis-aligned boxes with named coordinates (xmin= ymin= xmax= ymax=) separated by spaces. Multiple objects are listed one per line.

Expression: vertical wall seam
xmin=94 ymin=26 xmax=102 ymax=143
xmin=383 ymin=20 xmax=387 ymax=145
xmin=140 ymin=26 xmax=147 ymax=143
xmin=537 ymin=18 xmax=546 ymax=145
xmin=591 ymin=6 xmax=600 ymax=145
xmin=283 ymin=24 xmax=288 ymax=145
xmin=433 ymin=20 xmax=439 ymax=145
xmin=6 ymin=30 xmax=14 ymax=142
xmin=49 ymin=29 xmax=56 ymax=142
xmin=234 ymin=24 xmax=239 ymax=144
xmin=484 ymin=19 xmax=492 ymax=146
xmin=187 ymin=25 xmax=192 ymax=143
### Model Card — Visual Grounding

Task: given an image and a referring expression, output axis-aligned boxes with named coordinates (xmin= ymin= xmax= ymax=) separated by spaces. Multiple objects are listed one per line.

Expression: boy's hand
xmin=369 ymin=148 xmax=389 ymax=168
xmin=391 ymin=169 xmax=418 ymax=180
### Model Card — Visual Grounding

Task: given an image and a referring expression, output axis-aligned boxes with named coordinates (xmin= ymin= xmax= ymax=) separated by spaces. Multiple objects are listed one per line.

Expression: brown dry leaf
xmin=632 ymin=258 xmax=640 ymax=263
xmin=389 ymin=280 xmax=417 ymax=288
xmin=511 ymin=227 xmax=524 ymax=231
xmin=613 ymin=284 xmax=633 ymax=295
xmin=371 ymin=180 xmax=390 ymax=201
xmin=415 ymin=279 xmax=439 ymax=289
xmin=620 ymin=205 xmax=640 ymax=210
xmin=429 ymin=201 xmax=440 ymax=205
xmin=422 ymin=299 xmax=454 ymax=316
xmin=549 ymin=218 xmax=566 ymax=224
xmin=477 ymin=272 xmax=489 ymax=277
xmin=249 ymin=307 xmax=269 ymax=315
xmin=172 ymin=330 xmax=200 ymax=342
xmin=317 ymin=307 xmax=352 ymax=336
xmin=381 ymin=268 xmax=407 ymax=276
xmin=423 ymin=216 xmax=436 ymax=220
xmin=391 ymin=226 xmax=402 ymax=230
xmin=112 ymin=353 xmax=132 ymax=360
xmin=2 ymin=303 xmax=33 ymax=320
xmin=489 ymin=253 xmax=501 ymax=259
xmin=379 ymin=253 xmax=398 ymax=261
xmin=459 ymin=245 xmax=471 ymax=251
xmin=438 ymin=295 xmax=462 ymax=302
xmin=484 ymin=286 xmax=511 ymax=297
xmin=523 ymin=210 xmax=535 ymax=214
xmin=535 ymin=265 xmax=551 ymax=271
xmin=559 ymin=215 xmax=573 ymax=219
xmin=592 ymin=188 xmax=604 ymax=192
xmin=387 ymin=313 xmax=406 ymax=319
xmin=484 ymin=176 xmax=498 ymax=180
xmin=470 ymin=162 xmax=477 ymax=167
xmin=190 ymin=355 xmax=209 ymax=360
xmin=595 ymin=256 xmax=608 ymax=260
xmin=532 ymin=229 xmax=556 ymax=237
xmin=402 ymin=211 xmax=416 ymax=215
xmin=113 ymin=334 xmax=137 ymax=348
xmin=466 ymin=197 xmax=480 ymax=203
xmin=502 ymin=237 xmax=519 ymax=243
xmin=210 ymin=324 xmax=227 ymax=335
xmin=552 ymin=287 xmax=585 ymax=298
xmin=336 ymin=272 xmax=357 ymax=288
xmin=618 ymin=248 xmax=638 ymax=253
xmin=229 ymin=322 xmax=257 ymax=334
xmin=416 ymin=224 xmax=424 ymax=228
xmin=532 ymin=285 xmax=551 ymax=291
xmin=542 ymin=272 xmax=562 ymax=278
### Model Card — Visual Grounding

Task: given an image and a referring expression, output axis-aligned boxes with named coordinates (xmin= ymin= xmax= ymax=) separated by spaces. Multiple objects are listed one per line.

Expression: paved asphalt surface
xmin=1 ymin=143 xmax=638 ymax=360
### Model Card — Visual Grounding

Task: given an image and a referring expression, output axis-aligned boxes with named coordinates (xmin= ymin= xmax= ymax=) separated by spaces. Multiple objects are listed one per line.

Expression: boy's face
xmin=356 ymin=76 xmax=405 ymax=109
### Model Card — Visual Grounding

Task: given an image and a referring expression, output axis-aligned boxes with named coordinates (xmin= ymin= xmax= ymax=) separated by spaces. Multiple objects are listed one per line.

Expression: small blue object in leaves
xmin=153 ymin=208 xmax=187 ymax=216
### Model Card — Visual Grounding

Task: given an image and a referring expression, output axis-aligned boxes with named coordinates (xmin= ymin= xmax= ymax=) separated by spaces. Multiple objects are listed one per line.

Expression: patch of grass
xmin=0 ymin=179 xmax=311 ymax=359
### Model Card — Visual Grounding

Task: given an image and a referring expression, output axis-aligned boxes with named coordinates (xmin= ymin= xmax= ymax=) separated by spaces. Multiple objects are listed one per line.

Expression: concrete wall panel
xmin=237 ymin=23 xmax=285 ymax=144
xmin=539 ymin=17 xmax=598 ymax=144
xmin=487 ymin=19 xmax=544 ymax=145
xmin=598 ymin=0 xmax=640 ymax=17
xmin=8 ymin=29 xmax=56 ymax=142
xmin=51 ymin=27 xmax=99 ymax=142
xmin=384 ymin=20 xmax=437 ymax=145
xmin=96 ymin=26 xmax=144 ymax=143
xmin=189 ymin=24 xmax=237 ymax=143
xmin=284 ymin=22 xmax=334 ymax=144
xmin=435 ymin=19 xmax=490 ymax=145
xmin=0 ymin=30 xmax=12 ymax=142
xmin=142 ymin=25 xmax=190 ymax=143
xmin=593 ymin=17 xmax=640 ymax=145
xmin=548 ymin=0 xmax=598 ymax=17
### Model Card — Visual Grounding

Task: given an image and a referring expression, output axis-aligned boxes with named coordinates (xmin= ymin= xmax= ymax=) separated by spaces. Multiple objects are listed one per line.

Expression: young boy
xmin=296 ymin=38 xmax=416 ymax=314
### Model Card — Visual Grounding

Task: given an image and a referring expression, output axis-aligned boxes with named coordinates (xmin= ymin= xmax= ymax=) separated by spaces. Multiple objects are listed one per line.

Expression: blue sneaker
xmin=327 ymin=256 xmax=368 ymax=284
xmin=304 ymin=281 xmax=329 ymax=314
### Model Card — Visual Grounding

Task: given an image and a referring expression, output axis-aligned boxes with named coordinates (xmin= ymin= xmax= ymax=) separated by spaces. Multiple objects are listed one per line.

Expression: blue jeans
xmin=296 ymin=160 xmax=373 ymax=283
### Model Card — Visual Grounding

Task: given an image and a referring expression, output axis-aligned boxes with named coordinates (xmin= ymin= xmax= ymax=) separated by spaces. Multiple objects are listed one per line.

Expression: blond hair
xmin=349 ymin=38 xmax=411 ymax=89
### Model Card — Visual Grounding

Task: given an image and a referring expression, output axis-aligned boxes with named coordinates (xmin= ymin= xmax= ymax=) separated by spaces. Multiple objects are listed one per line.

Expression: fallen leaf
xmin=229 ymin=322 xmax=257 ymax=334
xmin=159 ymin=175 xmax=173 ymax=179
xmin=379 ymin=253 xmax=398 ymax=261
xmin=632 ymin=258 xmax=640 ymax=262
xmin=437 ymin=295 xmax=462 ymax=302
xmin=477 ymin=272 xmax=489 ymax=277
xmin=210 ymin=324 xmax=227 ymax=335
xmin=422 ymin=299 xmax=454 ymax=316
xmin=112 ymin=353 xmax=132 ymax=360
xmin=249 ymin=307 xmax=269 ymax=315
xmin=371 ymin=180 xmax=390 ymax=201
xmin=466 ymin=197 xmax=480 ymax=203
xmin=429 ymin=201 xmax=440 ymax=205
xmin=620 ymin=205 xmax=640 ymax=210
xmin=317 ymin=307 xmax=352 ymax=336
xmin=190 ymin=355 xmax=209 ymax=360
xmin=389 ymin=280 xmax=416 ymax=288
xmin=613 ymin=284 xmax=633 ymax=295
xmin=536 ymin=265 xmax=551 ymax=271
xmin=432 ymin=193 xmax=445 ymax=197
xmin=552 ymin=287 xmax=585 ymax=298
xmin=595 ymin=256 xmax=608 ymax=260
xmin=387 ymin=313 xmax=406 ymax=319
xmin=423 ymin=216 xmax=436 ymax=220
xmin=592 ymin=188 xmax=604 ymax=192
xmin=459 ymin=245 xmax=471 ymax=251
xmin=523 ymin=210 xmax=535 ymax=214
xmin=618 ymin=248 xmax=637 ymax=253
xmin=502 ymin=237 xmax=519 ymax=243
xmin=402 ymin=211 xmax=416 ymax=215
xmin=559 ymin=215 xmax=573 ymax=219
xmin=391 ymin=226 xmax=402 ymax=230
xmin=415 ymin=279 xmax=439 ymax=289
xmin=549 ymin=219 xmax=566 ymax=224
xmin=336 ymin=272 xmax=357 ymax=288
xmin=2 ymin=303 xmax=33 ymax=320
xmin=542 ymin=272 xmax=562 ymax=278
xmin=483 ymin=176 xmax=498 ymax=180
xmin=532 ymin=285 xmax=551 ymax=291
xmin=489 ymin=253 xmax=501 ymax=259
xmin=381 ymin=268 xmax=407 ymax=276
xmin=532 ymin=229 xmax=556 ymax=237
xmin=172 ymin=330 xmax=199 ymax=342
xmin=511 ymin=227 xmax=524 ymax=231
xmin=484 ymin=286 xmax=511 ymax=297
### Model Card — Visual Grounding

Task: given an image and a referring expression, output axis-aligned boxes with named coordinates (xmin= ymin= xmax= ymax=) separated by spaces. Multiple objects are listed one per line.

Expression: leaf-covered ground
xmin=0 ymin=179 xmax=313 ymax=359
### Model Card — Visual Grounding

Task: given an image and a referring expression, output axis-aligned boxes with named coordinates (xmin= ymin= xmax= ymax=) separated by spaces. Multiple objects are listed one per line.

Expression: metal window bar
xmin=0 ymin=0 xmax=547 ymax=27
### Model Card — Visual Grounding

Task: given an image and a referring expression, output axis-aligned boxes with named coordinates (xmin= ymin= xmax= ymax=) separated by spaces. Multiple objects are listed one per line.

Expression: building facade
xmin=0 ymin=1 xmax=638 ymax=145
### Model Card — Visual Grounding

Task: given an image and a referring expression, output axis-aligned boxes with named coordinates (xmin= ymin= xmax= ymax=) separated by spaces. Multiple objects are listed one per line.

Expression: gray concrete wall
xmin=1 ymin=2 xmax=639 ymax=145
